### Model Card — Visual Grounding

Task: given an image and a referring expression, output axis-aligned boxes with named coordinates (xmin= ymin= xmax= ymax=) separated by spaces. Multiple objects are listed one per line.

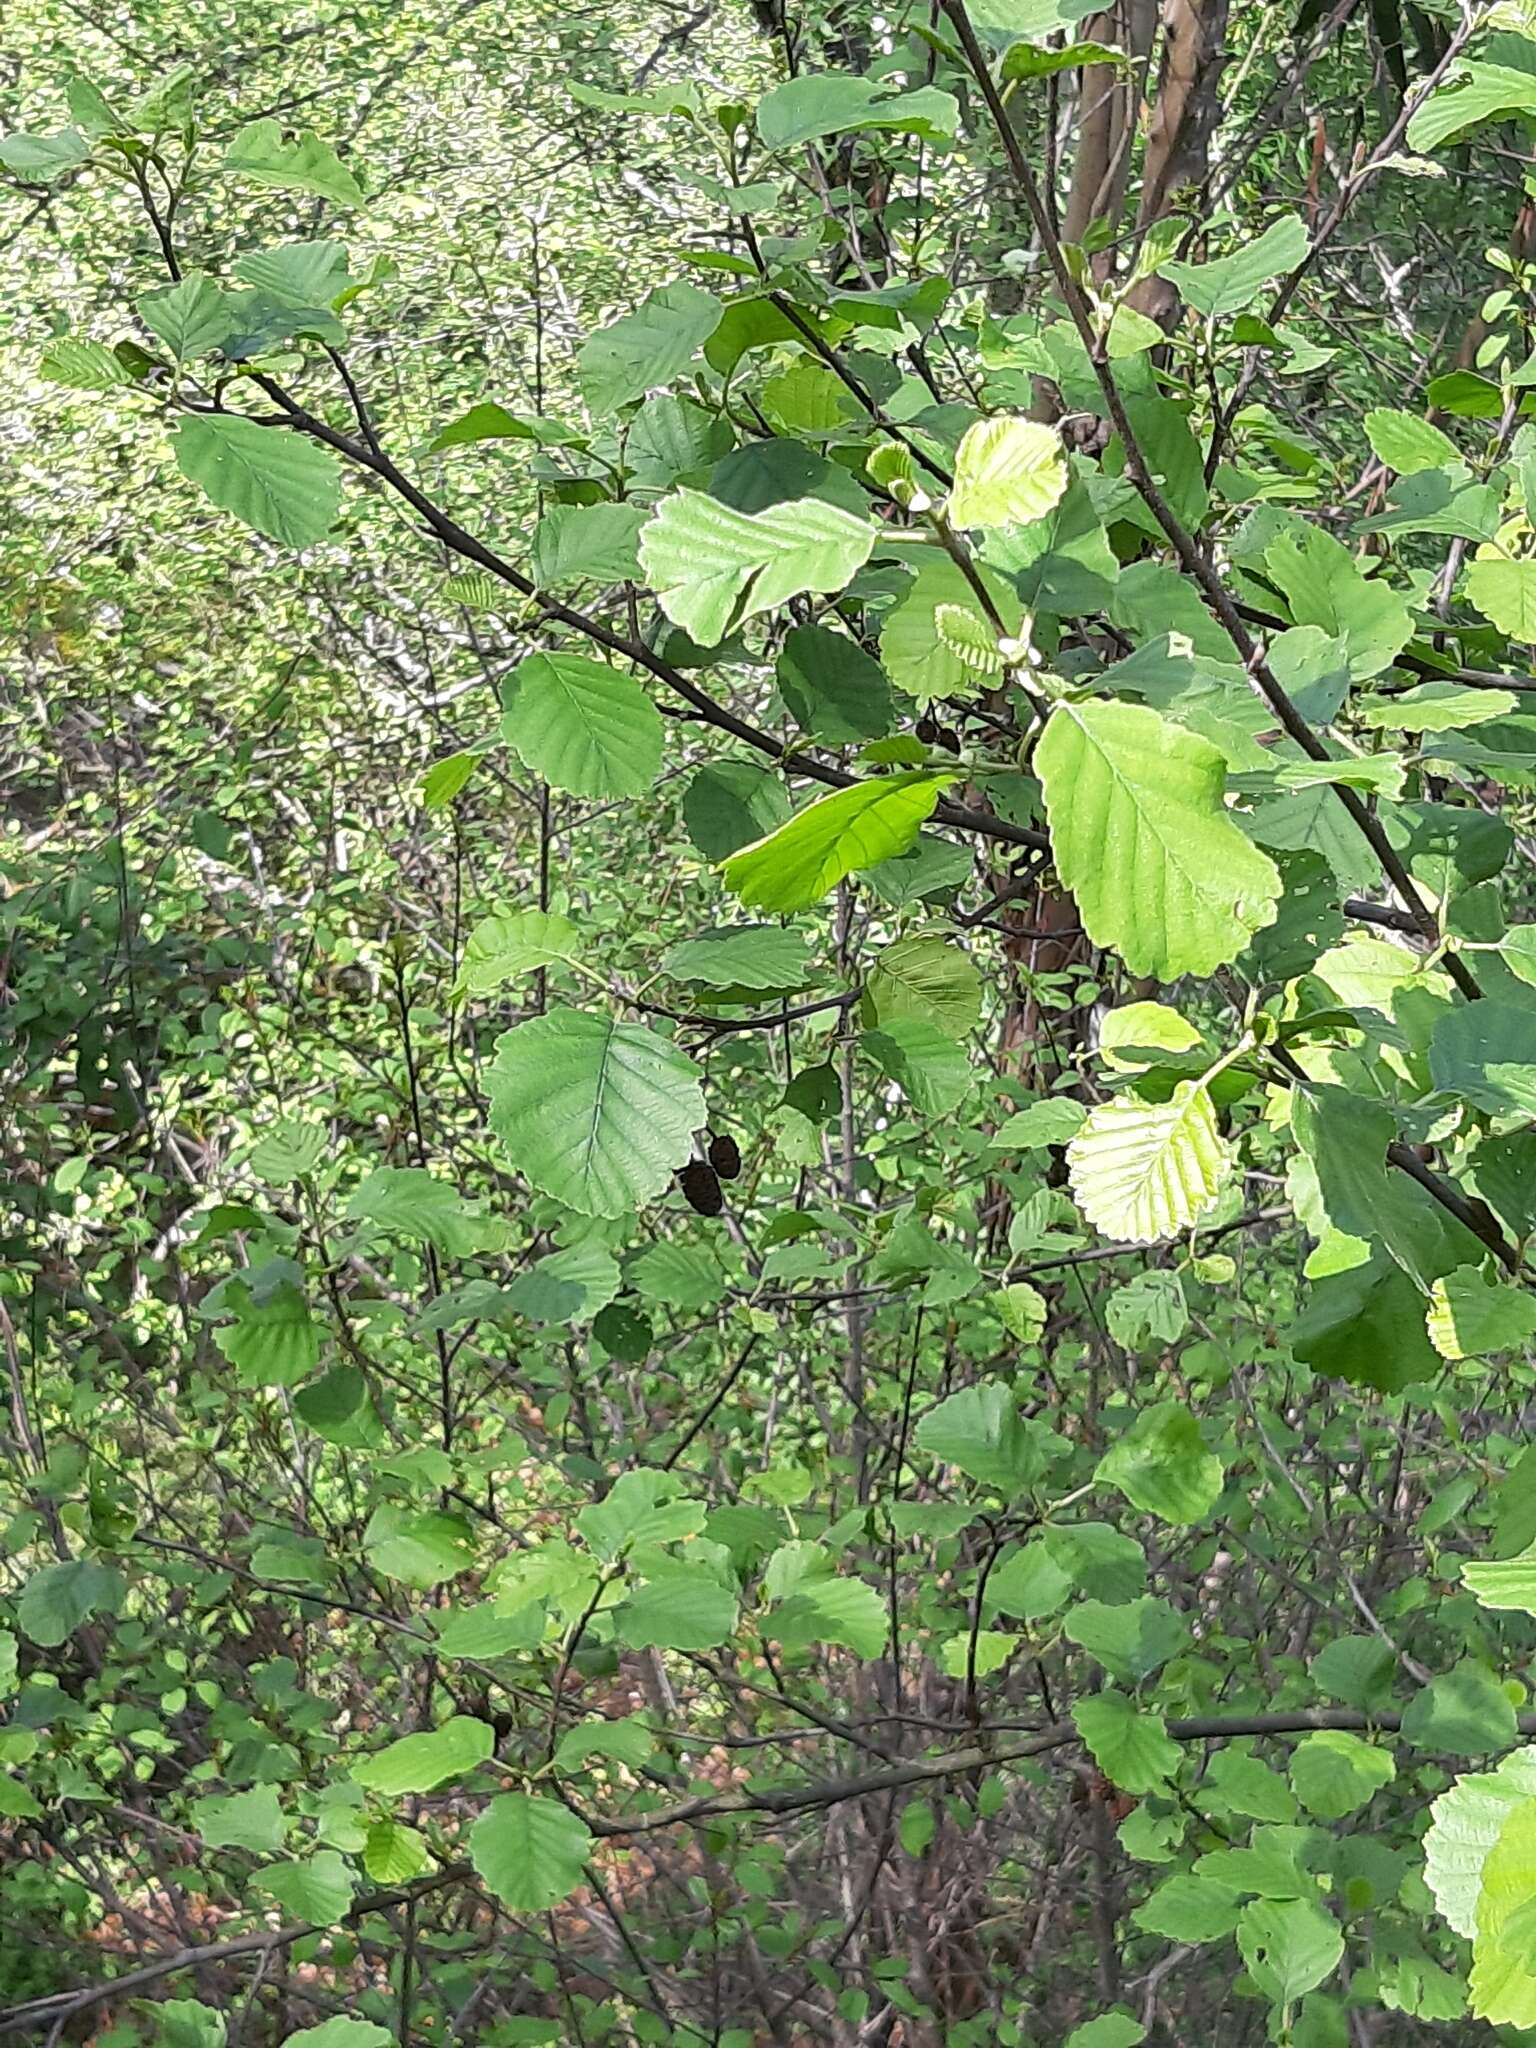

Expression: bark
xmin=1061 ymin=0 xmax=1159 ymax=260
xmin=1130 ymin=0 xmax=1233 ymax=324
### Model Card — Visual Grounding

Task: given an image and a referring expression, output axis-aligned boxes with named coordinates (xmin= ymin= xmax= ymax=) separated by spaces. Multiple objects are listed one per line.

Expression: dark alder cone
xmin=915 ymin=717 xmax=939 ymax=744
xmin=936 ymin=725 xmax=962 ymax=753
xmin=677 ymin=1159 xmax=724 ymax=1216
xmin=707 ymin=1130 xmax=742 ymax=1180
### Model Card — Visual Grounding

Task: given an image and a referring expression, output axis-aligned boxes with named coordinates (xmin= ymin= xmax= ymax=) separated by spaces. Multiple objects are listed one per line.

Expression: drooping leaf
xmin=1235 ymin=1897 xmax=1344 ymax=2005
xmin=914 ymin=1383 xmax=1061 ymax=1496
xmin=257 ymin=1850 xmax=356 ymax=1926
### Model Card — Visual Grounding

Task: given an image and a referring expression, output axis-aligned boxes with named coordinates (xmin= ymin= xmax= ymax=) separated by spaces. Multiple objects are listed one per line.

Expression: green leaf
xmin=862 ymin=1015 xmax=973 ymax=1116
xmin=1357 ymin=681 xmax=1517 ymax=732
xmin=1036 ymin=699 xmax=1280 ymax=977
xmin=1406 ymin=58 xmax=1536 ymax=153
xmin=1157 ymin=214 xmax=1309 ymax=318
xmin=352 ymin=1716 xmax=495 ymax=1796
xmin=506 ymin=1242 xmax=621 ymax=1322
xmin=880 ymin=555 xmax=1023 ymax=707
xmin=774 ymin=1575 xmax=889 ymax=1658
xmin=720 ymin=773 xmax=952 ymax=912
xmin=362 ymin=1819 xmax=432 ymax=1884
xmin=640 ymin=488 xmax=875 ymax=646
xmin=533 ymin=502 xmax=647 ymax=586
xmin=346 ymin=1167 xmax=513 ymax=1256
xmin=629 ymin=1241 xmax=726 ymax=1310
xmin=1067 ymin=1083 xmax=1231 ymax=1244
xmin=422 ymin=752 xmax=476 ymax=809
xmin=1073 ymin=1690 xmax=1181 ymax=1795
xmin=1464 ymin=1544 xmax=1536 ymax=1615
xmin=214 ymin=1278 xmax=320 ymax=1387
xmin=157 ymin=1999 xmax=227 ymax=2048
xmin=663 ymin=925 xmax=812 ymax=992
xmin=615 ymin=1576 xmax=739 ymax=1650
xmin=40 ymin=336 xmax=132 ymax=390
xmin=193 ymin=1784 xmax=286 ymax=1854
xmin=1465 ymin=557 xmax=1536 ymax=641
xmin=234 ymin=239 xmax=351 ymax=306
xmin=578 ymin=1471 xmax=702 ymax=1560
xmin=947 ymin=416 xmax=1067 ymax=529
xmin=17 ymin=1558 xmax=122 ymax=1646
xmin=1063 ymin=1596 xmax=1187 ymax=1684
xmin=486 ymin=1009 xmax=704 ymax=1218
xmin=1293 ymin=1250 xmax=1441 ymax=1393
xmin=1096 ymin=1402 xmax=1223 ymax=1525
xmin=223 ymin=119 xmax=364 ymax=205
xmin=1003 ymin=38 xmax=1128 ymax=78
xmin=1430 ymin=1001 xmax=1536 ymax=1117
xmin=173 ymin=415 xmax=342 ymax=548
xmin=457 ymin=910 xmax=583 ymax=995
xmin=1063 ymin=2019 xmax=1145 ymax=2048
xmin=1363 ymin=409 xmax=1461 ymax=474
xmin=1471 ymin=1795 xmax=1536 ymax=2027
xmin=0 ymin=128 xmax=90 ymax=178
xmin=578 ymin=282 xmax=722 ymax=414
xmin=1403 ymin=1662 xmax=1519 ymax=1758
xmin=756 ymin=73 xmax=958 ymax=149
xmin=1133 ymin=1872 xmax=1242 ymax=1942
xmin=914 ymin=1383 xmax=1060 ymax=1495
xmin=776 ymin=624 xmax=894 ymax=743
xmin=1235 ymin=1897 xmax=1344 ymax=2005
xmin=469 ymin=1793 xmax=592 ymax=1913
xmin=1265 ymin=523 xmax=1412 ymax=679
xmin=683 ymin=761 xmax=792 ymax=862
xmin=281 ymin=2022 xmax=393 ymax=2048
xmin=258 ymin=1850 xmax=356 ymax=1926
xmin=1428 ymin=1266 xmax=1536 ymax=1360
xmin=500 ymin=652 xmax=662 ymax=800
xmin=1425 ymin=1751 xmax=1536 ymax=1936
xmin=364 ymin=1507 xmax=476 ymax=1587
xmin=1289 ymin=1730 xmax=1395 ymax=1819
xmin=138 ymin=274 xmax=233 ymax=360
xmin=866 ymin=934 xmax=981 ymax=1036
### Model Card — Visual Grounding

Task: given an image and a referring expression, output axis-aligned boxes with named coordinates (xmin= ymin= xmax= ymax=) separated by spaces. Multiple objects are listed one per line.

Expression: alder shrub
xmin=7 ymin=6 xmax=1536 ymax=2043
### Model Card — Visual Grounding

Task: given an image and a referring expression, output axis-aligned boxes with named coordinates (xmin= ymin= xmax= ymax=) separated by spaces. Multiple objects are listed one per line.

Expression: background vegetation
xmin=6 ymin=1 xmax=1536 ymax=2043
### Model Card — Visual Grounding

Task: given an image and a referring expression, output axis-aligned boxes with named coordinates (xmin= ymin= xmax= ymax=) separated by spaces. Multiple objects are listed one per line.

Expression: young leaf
xmin=947 ymin=416 xmax=1067 ymax=529
xmin=1067 ymin=1084 xmax=1231 ymax=1244
xmin=1036 ymin=699 xmax=1280 ymax=978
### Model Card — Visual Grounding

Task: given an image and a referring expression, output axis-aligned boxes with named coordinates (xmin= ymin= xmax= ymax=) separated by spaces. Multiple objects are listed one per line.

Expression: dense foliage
xmin=8 ymin=0 xmax=1536 ymax=2042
